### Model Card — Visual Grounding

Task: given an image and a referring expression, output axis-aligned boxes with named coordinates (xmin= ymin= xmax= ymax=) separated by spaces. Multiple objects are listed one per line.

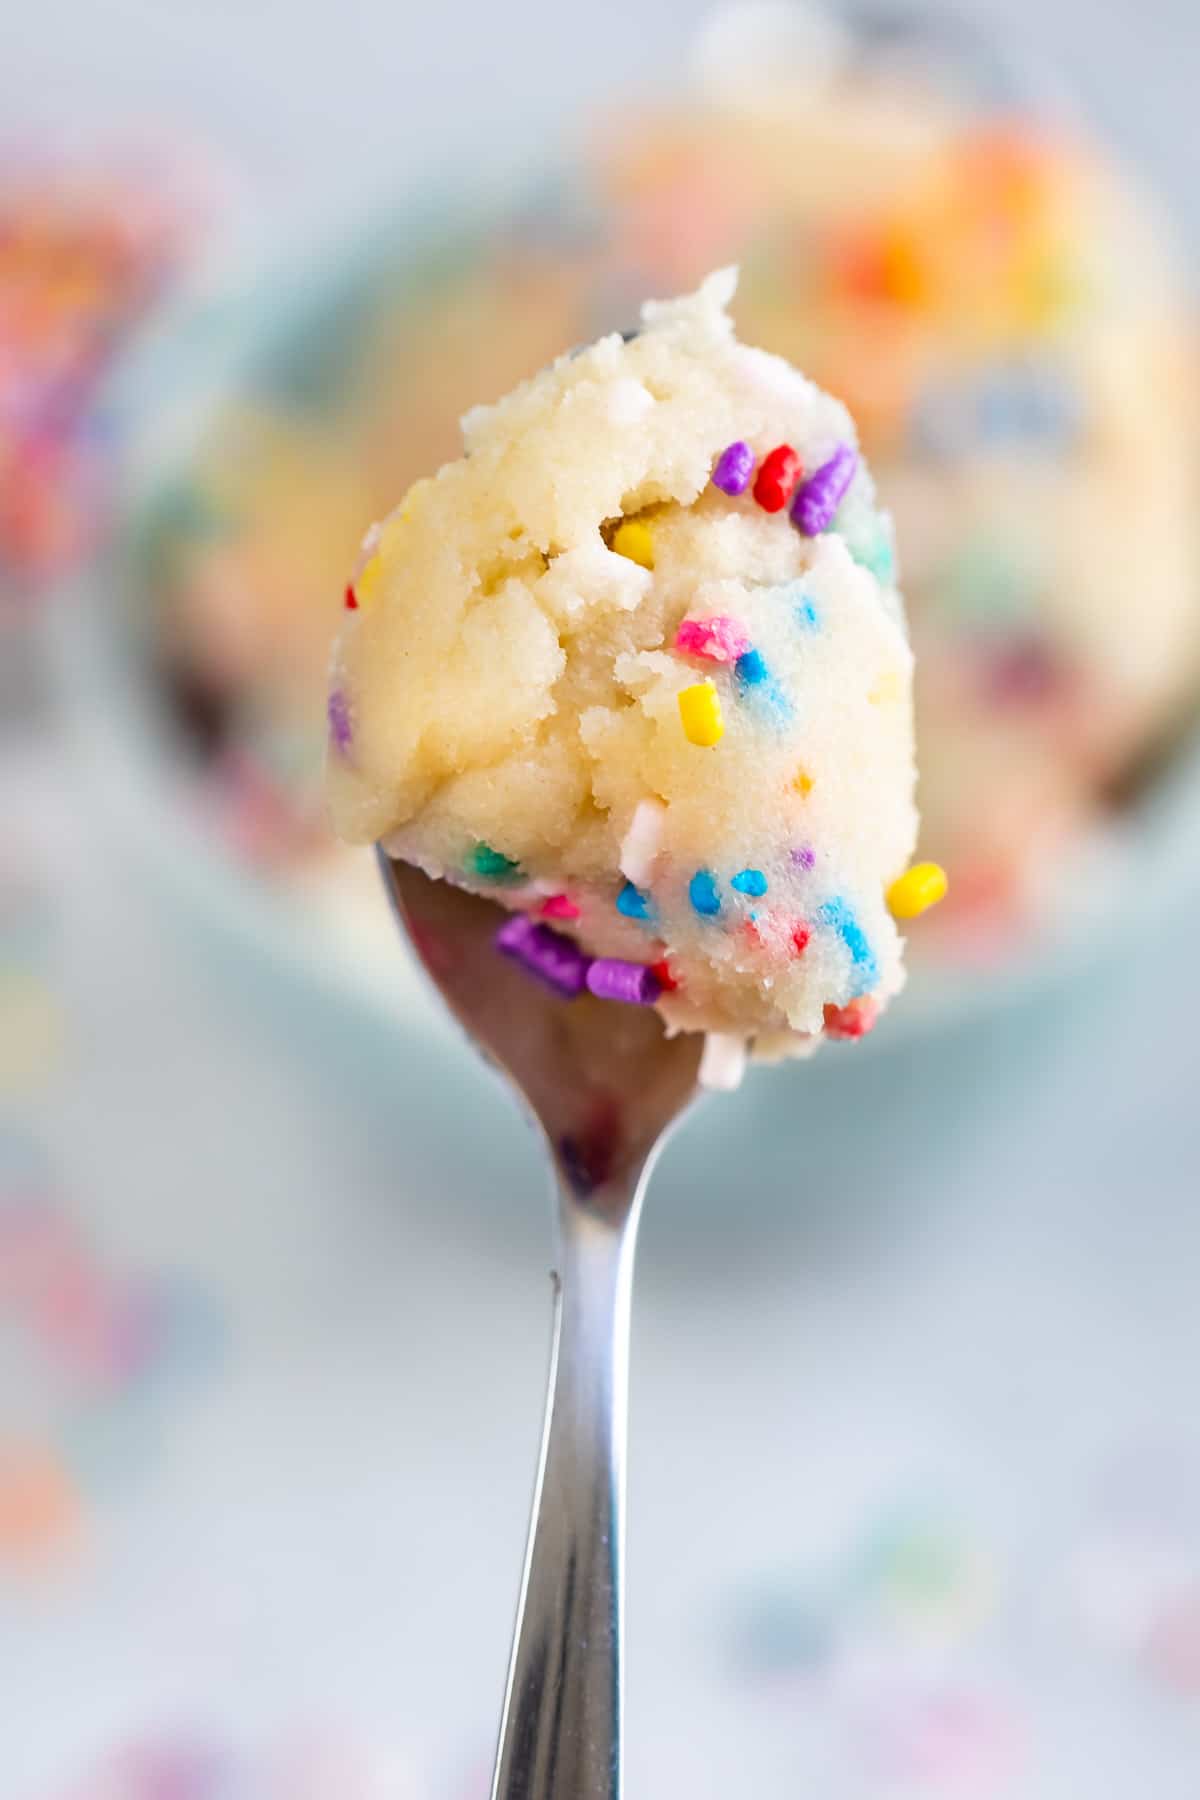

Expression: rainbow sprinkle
xmin=734 ymin=649 xmax=768 ymax=688
xmin=471 ymin=843 xmax=522 ymax=882
xmin=496 ymin=914 xmax=590 ymax=998
xmin=887 ymin=862 xmax=949 ymax=918
xmin=791 ymin=444 xmax=858 ymax=536
xmin=689 ymin=869 xmax=722 ymax=917
xmin=674 ymin=615 xmax=751 ymax=663
xmin=586 ymin=958 xmax=662 ymax=1005
xmin=540 ymin=893 xmax=580 ymax=920
xmin=754 ymin=443 xmax=803 ymax=513
xmin=731 ymin=868 xmax=767 ymax=897
xmin=823 ymin=996 xmax=880 ymax=1039
xmin=326 ymin=689 xmax=352 ymax=753
xmin=616 ymin=880 xmax=654 ymax=922
xmin=818 ymin=896 xmax=878 ymax=993
xmin=678 ymin=680 xmax=724 ymax=746
xmin=612 ymin=518 xmax=654 ymax=569
xmin=711 ymin=440 xmax=755 ymax=495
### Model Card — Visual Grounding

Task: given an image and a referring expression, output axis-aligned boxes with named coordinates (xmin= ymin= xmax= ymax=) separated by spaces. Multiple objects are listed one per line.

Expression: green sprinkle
xmin=470 ymin=843 xmax=522 ymax=882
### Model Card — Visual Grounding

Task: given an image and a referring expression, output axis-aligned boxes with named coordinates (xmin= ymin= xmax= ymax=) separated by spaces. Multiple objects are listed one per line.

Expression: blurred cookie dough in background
xmin=137 ymin=1 xmax=1198 ymax=1014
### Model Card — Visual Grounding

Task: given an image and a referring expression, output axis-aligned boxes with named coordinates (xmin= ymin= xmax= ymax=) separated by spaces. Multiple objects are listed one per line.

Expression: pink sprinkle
xmin=540 ymin=893 xmax=581 ymax=920
xmin=674 ymin=615 xmax=751 ymax=664
xmin=791 ymin=845 xmax=816 ymax=870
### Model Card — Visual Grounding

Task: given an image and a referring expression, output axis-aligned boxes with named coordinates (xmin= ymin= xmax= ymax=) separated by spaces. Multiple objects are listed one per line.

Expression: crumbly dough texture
xmin=328 ymin=271 xmax=918 ymax=1051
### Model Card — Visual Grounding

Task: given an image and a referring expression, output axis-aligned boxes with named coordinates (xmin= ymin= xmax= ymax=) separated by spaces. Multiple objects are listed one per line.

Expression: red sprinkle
xmin=650 ymin=958 xmax=678 ymax=993
xmin=753 ymin=444 xmax=803 ymax=513
xmin=344 ymin=583 xmax=358 ymax=611
xmin=823 ymin=997 xmax=879 ymax=1040
xmin=792 ymin=925 xmax=812 ymax=957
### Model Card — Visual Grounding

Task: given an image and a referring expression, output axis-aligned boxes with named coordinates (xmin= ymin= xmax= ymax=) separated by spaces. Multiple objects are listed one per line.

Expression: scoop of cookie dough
xmin=327 ymin=270 xmax=932 ymax=1056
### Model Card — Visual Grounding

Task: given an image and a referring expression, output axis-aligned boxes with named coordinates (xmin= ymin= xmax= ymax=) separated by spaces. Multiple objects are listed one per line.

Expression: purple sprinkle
xmin=711 ymin=440 xmax=755 ymax=496
xmin=791 ymin=845 xmax=816 ymax=871
xmin=496 ymin=915 xmax=591 ymax=999
xmin=586 ymin=957 xmax=662 ymax=1006
xmin=327 ymin=688 xmax=353 ymax=753
xmin=790 ymin=444 xmax=858 ymax=536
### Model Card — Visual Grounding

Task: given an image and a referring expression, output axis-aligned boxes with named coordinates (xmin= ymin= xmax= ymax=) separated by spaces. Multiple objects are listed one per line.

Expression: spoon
xmin=377 ymin=849 xmax=703 ymax=1800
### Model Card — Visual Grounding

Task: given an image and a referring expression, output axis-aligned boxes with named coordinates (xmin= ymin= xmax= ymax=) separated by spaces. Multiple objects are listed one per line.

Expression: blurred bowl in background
xmin=56 ymin=1 xmax=1200 ymax=1057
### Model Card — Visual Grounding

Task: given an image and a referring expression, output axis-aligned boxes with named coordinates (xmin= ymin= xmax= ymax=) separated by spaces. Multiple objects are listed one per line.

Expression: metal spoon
xmin=377 ymin=850 xmax=703 ymax=1800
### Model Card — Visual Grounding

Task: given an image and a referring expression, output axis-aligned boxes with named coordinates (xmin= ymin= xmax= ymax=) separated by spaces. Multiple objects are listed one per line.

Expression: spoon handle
xmin=490 ymin=1173 xmax=646 ymax=1800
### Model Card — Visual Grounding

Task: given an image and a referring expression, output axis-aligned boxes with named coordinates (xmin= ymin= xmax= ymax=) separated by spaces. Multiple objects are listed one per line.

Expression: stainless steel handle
xmin=490 ymin=1170 xmax=646 ymax=1800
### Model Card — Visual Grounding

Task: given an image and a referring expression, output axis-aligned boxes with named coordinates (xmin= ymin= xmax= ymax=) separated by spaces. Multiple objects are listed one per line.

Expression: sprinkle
xmin=356 ymin=555 xmax=383 ymax=604
xmin=753 ymin=443 xmax=803 ymax=513
xmin=496 ymin=915 xmax=590 ymax=998
xmin=343 ymin=583 xmax=358 ymax=611
xmin=711 ymin=440 xmax=755 ymax=495
xmin=792 ymin=769 xmax=814 ymax=797
xmin=612 ymin=519 xmax=654 ymax=569
xmin=818 ymin=896 xmax=878 ymax=992
xmin=616 ymin=880 xmax=654 ymax=922
xmin=734 ymin=649 xmax=768 ymax=688
xmin=326 ymin=689 xmax=352 ymax=753
xmin=587 ymin=958 xmax=662 ymax=1006
xmin=619 ymin=799 xmax=667 ymax=885
xmin=791 ymin=444 xmax=858 ymax=536
xmin=540 ymin=893 xmax=580 ymax=921
xmin=794 ymin=599 xmax=820 ymax=630
xmin=688 ymin=869 xmax=722 ymax=917
xmin=650 ymin=958 xmax=678 ymax=992
xmin=792 ymin=924 xmax=811 ymax=956
xmin=791 ymin=845 xmax=816 ymax=870
xmin=844 ymin=514 xmax=896 ymax=585
xmin=674 ymin=615 xmax=751 ymax=664
xmin=887 ymin=861 xmax=949 ymax=919
xmin=471 ymin=843 xmax=523 ymax=882
xmin=731 ymin=868 xmax=767 ymax=897
xmin=678 ymin=680 xmax=724 ymax=747
xmin=823 ymin=997 xmax=880 ymax=1040
xmin=699 ymin=1033 xmax=747 ymax=1092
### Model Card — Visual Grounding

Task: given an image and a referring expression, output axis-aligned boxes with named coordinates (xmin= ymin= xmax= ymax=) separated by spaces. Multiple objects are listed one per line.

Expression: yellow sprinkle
xmin=612 ymin=519 xmax=654 ymax=570
xmin=792 ymin=768 xmax=814 ymax=797
xmin=887 ymin=861 xmax=948 ymax=919
xmin=678 ymin=680 xmax=724 ymax=747
xmin=356 ymin=555 xmax=383 ymax=605
xmin=869 ymin=670 xmax=904 ymax=705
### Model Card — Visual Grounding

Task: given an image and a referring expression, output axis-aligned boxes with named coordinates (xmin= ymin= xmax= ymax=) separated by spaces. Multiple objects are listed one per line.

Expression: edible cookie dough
xmin=327 ymin=271 xmax=942 ymax=1062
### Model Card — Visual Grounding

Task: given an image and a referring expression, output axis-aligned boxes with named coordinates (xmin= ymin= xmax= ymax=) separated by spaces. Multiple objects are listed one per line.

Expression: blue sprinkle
xmin=689 ymin=869 xmax=722 ymax=917
xmin=734 ymin=649 xmax=768 ymax=688
xmin=817 ymin=897 xmax=878 ymax=995
xmin=794 ymin=599 xmax=820 ymax=630
xmin=731 ymin=868 xmax=767 ymax=897
xmin=616 ymin=880 xmax=654 ymax=923
xmin=735 ymin=647 xmax=794 ymax=722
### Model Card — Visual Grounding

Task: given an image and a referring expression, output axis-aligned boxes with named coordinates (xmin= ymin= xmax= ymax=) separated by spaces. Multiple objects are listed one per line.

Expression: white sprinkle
xmin=699 ymin=1032 xmax=747 ymax=1092
xmin=355 ymin=520 xmax=383 ymax=574
xmin=619 ymin=799 xmax=667 ymax=887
